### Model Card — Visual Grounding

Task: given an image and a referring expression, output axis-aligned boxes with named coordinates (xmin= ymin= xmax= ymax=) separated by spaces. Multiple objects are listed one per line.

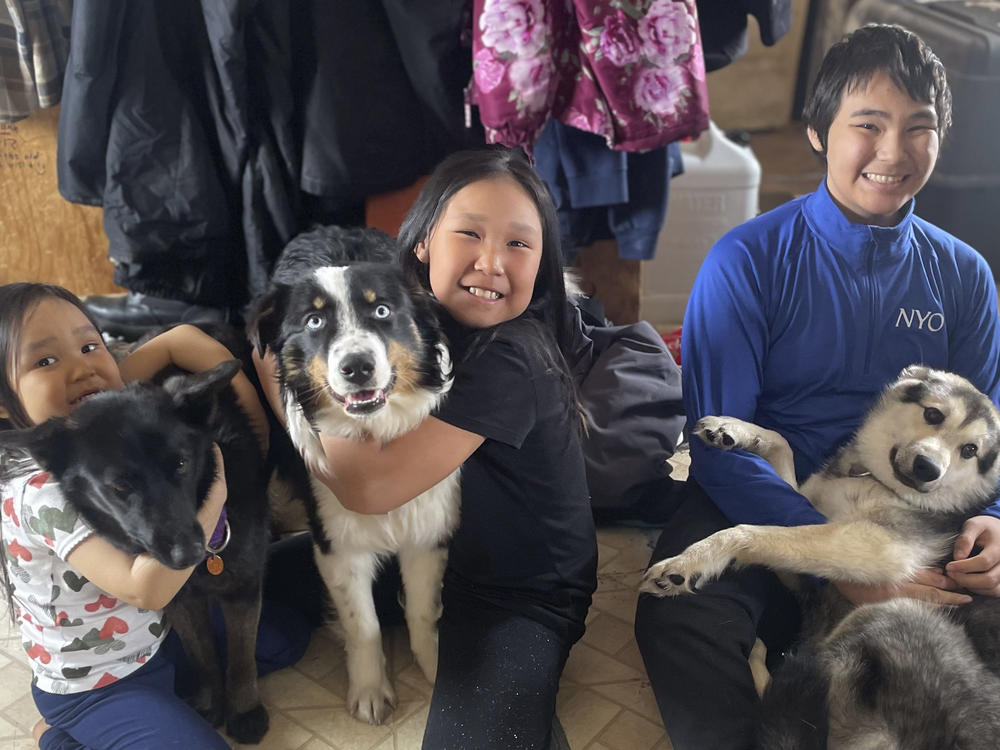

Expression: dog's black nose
xmin=911 ymin=454 xmax=941 ymax=483
xmin=169 ymin=539 xmax=205 ymax=569
xmin=339 ymin=353 xmax=375 ymax=384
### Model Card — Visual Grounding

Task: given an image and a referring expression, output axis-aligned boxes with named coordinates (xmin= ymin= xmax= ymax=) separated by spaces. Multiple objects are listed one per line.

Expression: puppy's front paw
xmin=639 ymin=555 xmax=703 ymax=597
xmin=639 ymin=535 xmax=738 ymax=597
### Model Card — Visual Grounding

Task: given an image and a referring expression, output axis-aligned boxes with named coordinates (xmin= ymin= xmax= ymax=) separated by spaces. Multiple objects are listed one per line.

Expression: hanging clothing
xmin=298 ymin=0 xmax=476 ymax=203
xmin=696 ymin=0 xmax=793 ymax=72
xmin=56 ymin=1 xmax=475 ymax=312
xmin=0 ymin=0 xmax=71 ymax=122
xmin=57 ymin=0 xmax=298 ymax=311
xmin=534 ymin=119 xmax=683 ymax=261
xmin=470 ymin=0 xmax=709 ymax=153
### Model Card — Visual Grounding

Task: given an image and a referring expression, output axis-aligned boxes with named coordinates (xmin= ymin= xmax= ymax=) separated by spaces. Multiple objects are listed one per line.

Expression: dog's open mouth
xmin=341 ymin=389 xmax=387 ymax=415
xmin=332 ymin=379 xmax=394 ymax=416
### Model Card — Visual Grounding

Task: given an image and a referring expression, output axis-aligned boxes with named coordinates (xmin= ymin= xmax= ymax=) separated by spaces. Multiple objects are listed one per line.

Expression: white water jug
xmin=640 ymin=120 xmax=761 ymax=328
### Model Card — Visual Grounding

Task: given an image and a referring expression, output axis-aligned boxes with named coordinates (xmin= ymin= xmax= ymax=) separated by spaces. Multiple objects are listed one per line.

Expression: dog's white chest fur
xmin=309 ymin=470 xmax=460 ymax=553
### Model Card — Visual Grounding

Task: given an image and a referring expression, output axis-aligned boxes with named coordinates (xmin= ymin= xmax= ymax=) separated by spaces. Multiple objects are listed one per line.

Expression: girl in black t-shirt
xmin=289 ymin=147 xmax=598 ymax=748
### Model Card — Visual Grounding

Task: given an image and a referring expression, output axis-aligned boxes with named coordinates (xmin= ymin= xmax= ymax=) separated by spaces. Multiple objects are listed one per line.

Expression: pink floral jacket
xmin=471 ymin=0 xmax=710 ymax=153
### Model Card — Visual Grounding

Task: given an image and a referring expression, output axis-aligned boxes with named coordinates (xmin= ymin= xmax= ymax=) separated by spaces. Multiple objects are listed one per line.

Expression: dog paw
xmin=226 ymin=704 xmax=269 ymax=744
xmin=639 ymin=537 xmax=736 ymax=598
xmin=348 ymin=679 xmax=398 ymax=725
xmin=639 ymin=555 xmax=703 ymax=597
xmin=694 ymin=416 xmax=763 ymax=452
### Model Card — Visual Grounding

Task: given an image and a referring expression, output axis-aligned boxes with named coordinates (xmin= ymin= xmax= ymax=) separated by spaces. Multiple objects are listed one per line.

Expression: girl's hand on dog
xmin=834 ymin=568 xmax=972 ymax=607
xmin=251 ymin=348 xmax=285 ymax=430
xmin=947 ymin=515 xmax=1000 ymax=596
xmin=66 ymin=445 xmax=228 ymax=612
xmin=123 ymin=325 xmax=270 ymax=456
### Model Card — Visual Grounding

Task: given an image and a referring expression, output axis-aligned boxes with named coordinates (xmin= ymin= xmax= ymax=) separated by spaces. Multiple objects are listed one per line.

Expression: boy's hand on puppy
xmin=834 ymin=568 xmax=972 ymax=607
xmin=946 ymin=515 xmax=1000 ymax=597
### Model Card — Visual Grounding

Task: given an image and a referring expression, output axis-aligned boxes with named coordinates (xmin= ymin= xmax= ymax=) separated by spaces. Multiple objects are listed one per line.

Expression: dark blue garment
xmin=34 ymin=630 xmax=230 ymax=750
xmin=682 ymin=179 xmax=1000 ymax=527
xmin=533 ymin=120 xmax=684 ymax=262
xmin=33 ymin=535 xmax=315 ymax=750
xmin=635 ymin=479 xmax=803 ymax=750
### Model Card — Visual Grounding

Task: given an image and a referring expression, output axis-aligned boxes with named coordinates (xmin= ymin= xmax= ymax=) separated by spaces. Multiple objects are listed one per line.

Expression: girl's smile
xmin=416 ymin=176 xmax=543 ymax=329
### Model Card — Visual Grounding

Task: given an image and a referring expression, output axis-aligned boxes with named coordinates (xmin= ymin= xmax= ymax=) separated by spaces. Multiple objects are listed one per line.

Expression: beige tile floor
xmin=0 ymin=451 xmax=689 ymax=750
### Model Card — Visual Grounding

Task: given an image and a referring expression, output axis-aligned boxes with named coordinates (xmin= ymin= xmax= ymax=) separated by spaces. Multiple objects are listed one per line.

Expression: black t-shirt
xmin=434 ymin=319 xmax=598 ymax=643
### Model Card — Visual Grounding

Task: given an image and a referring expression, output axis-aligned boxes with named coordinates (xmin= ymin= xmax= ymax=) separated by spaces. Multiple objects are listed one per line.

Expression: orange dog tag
xmin=206 ymin=555 xmax=224 ymax=575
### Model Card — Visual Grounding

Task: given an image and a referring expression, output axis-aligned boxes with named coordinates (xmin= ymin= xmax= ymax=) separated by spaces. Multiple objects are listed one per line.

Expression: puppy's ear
xmin=163 ymin=360 xmax=242 ymax=426
xmin=246 ymin=287 xmax=285 ymax=357
xmin=898 ymin=364 xmax=931 ymax=382
xmin=893 ymin=365 xmax=933 ymax=404
xmin=406 ymin=282 xmax=453 ymax=391
xmin=0 ymin=418 xmax=74 ymax=475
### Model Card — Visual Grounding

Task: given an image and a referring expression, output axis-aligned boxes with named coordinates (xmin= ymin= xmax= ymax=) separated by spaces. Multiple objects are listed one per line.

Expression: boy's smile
xmin=810 ymin=71 xmax=939 ymax=227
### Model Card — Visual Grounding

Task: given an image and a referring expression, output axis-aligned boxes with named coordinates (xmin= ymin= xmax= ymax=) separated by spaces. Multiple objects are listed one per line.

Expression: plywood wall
xmin=0 ymin=107 xmax=118 ymax=297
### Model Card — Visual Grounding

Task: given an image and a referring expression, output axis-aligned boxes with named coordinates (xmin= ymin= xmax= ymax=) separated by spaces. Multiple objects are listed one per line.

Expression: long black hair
xmin=397 ymin=146 xmax=578 ymax=402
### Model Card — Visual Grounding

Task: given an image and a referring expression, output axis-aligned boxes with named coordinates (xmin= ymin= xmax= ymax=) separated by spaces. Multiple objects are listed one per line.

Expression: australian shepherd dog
xmin=247 ymin=225 xmax=457 ymax=724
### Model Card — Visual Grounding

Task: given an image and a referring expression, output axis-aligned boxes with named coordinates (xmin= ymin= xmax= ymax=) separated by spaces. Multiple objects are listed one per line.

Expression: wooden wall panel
xmin=574 ymin=239 xmax=640 ymax=325
xmin=0 ymin=107 xmax=118 ymax=297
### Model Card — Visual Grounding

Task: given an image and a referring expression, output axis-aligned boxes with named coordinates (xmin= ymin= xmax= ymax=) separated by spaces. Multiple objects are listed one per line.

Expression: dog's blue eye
xmin=305 ymin=313 xmax=324 ymax=330
xmin=924 ymin=407 xmax=944 ymax=425
xmin=373 ymin=304 xmax=392 ymax=320
xmin=961 ymin=444 xmax=978 ymax=459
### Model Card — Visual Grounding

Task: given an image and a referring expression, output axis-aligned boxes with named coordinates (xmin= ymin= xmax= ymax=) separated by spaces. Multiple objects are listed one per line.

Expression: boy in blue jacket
xmin=635 ymin=23 xmax=1000 ymax=750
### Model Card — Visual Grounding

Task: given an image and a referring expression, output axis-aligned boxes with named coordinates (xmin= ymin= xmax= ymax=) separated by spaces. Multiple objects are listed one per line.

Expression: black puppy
xmin=0 ymin=361 xmax=271 ymax=743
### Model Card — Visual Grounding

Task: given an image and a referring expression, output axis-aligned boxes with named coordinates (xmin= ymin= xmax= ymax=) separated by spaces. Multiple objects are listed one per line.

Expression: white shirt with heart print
xmin=2 ymin=468 xmax=167 ymax=694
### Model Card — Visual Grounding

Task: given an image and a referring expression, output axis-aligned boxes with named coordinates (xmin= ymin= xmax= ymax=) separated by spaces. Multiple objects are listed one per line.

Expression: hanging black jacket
xmin=57 ymin=0 xmax=474 ymax=311
xmin=696 ymin=0 xmax=793 ymax=72
xmin=58 ymin=0 xmax=298 ymax=309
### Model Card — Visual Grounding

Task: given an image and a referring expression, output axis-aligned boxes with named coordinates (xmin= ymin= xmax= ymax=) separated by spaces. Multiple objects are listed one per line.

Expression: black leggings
xmin=422 ymin=600 xmax=571 ymax=749
xmin=634 ymin=481 xmax=801 ymax=750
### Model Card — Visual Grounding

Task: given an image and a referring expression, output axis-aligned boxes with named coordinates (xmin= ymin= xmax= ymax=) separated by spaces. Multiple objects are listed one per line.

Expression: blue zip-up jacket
xmin=682 ymin=179 xmax=1000 ymax=526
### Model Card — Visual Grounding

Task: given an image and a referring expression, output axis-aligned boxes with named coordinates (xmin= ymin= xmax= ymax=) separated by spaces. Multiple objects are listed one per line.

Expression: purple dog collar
xmin=207 ymin=507 xmax=230 ymax=554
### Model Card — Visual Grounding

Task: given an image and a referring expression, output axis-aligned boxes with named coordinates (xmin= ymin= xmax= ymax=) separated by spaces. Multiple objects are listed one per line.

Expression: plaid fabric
xmin=0 ymin=0 xmax=71 ymax=122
